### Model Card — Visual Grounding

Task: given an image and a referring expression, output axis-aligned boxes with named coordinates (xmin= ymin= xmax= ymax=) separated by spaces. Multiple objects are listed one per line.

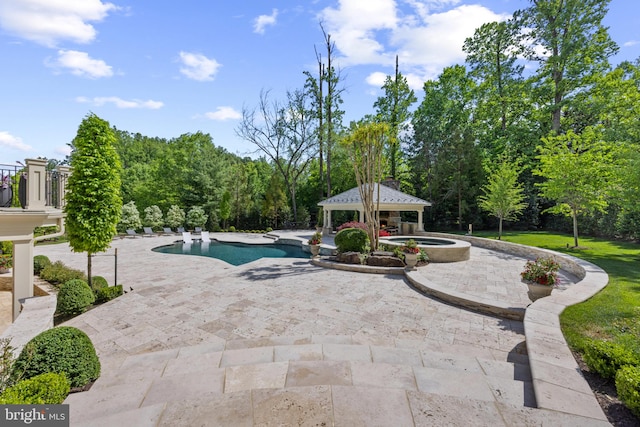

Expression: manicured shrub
xmin=335 ymin=228 xmax=370 ymax=253
xmin=337 ymin=221 xmax=367 ymax=232
xmin=583 ymin=340 xmax=640 ymax=379
xmin=616 ymin=365 xmax=640 ymax=417
xmin=95 ymin=285 xmax=123 ymax=303
xmin=33 ymin=255 xmax=51 ymax=275
xmin=90 ymin=276 xmax=109 ymax=293
xmin=39 ymin=261 xmax=86 ymax=286
xmin=0 ymin=372 xmax=69 ymax=404
xmin=11 ymin=326 xmax=100 ymax=388
xmin=229 ymin=225 xmax=236 ymax=232
xmin=56 ymin=279 xmax=95 ymax=315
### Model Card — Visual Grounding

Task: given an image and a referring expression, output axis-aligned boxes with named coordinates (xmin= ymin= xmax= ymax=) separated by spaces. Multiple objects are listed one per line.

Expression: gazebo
xmin=318 ymin=182 xmax=432 ymax=235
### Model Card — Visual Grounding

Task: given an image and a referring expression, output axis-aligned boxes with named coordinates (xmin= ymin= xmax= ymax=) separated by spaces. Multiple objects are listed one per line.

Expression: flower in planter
xmin=0 ymin=255 xmax=12 ymax=269
xmin=308 ymin=232 xmax=322 ymax=245
xmin=521 ymin=257 xmax=560 ymax=286
xmin=402 ymin=239 xmax=420 ymax=254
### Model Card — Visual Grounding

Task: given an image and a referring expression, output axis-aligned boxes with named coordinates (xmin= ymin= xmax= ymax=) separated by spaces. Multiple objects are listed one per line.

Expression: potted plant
xmin=520 ymin=257 xmax=560 ymax=301
xmin=402 ymin=239 xmax=420 ymax=269
xmin=308 ymin=232 xmax=322 ymax=257
xmin=0 ymin=255 xmax=12 ymax=274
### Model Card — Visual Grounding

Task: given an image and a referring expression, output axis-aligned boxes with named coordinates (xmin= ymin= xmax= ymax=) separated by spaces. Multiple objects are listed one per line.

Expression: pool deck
xmin=4 ymin=231 xmax=609 ymax=426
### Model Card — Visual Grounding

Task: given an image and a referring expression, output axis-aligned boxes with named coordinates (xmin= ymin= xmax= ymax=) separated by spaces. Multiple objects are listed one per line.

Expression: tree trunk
xmin=572 ymin=209 xmax=579 ymax=247
xmin=87 ymin=252 xmax=92 ymax=288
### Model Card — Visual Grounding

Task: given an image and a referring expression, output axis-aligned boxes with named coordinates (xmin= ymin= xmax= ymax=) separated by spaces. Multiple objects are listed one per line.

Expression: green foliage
xmin=119 ymin=201 xmax=142 ymax=232
xmin=219 ymin=190 xmax=231 ymax=228
xmin=12 ymin=326 xmax=100 ymax=389
xmin=65 ymin=113 xmax=122 ymax=254
xmin=616 ymin=365 xmax=640 ymax=417
xmin=95 ymin=285 xmax=123 ymax=303
xmin=143 ymin=205 xmax=163 ymax=229
xmin=0 ymin=373 xmax=69 ymax=404
xmin=478 ymin=158 xmax=527 ymax=239
xmin=0 ymin=338 xmax=15 ymax=394
xmin=228 ymin=225 xmax=236 ymax=232
xmin=90 ymin=276 xmax=109 ymax=293
xmin=0 ymin=241 xmax=12 ymax=256
xmin=334 ymin=228 xmax=370 ymax=253
xmin=186 ymin=206 xmax=207 ymax=229
xmin=33 ymin=255 xmax=51 ymax=275
xmin=56 ymin=279 xmax=95 ymax=315
xmin=165 ymin=205 xmax=185 ymax=229
xmin=39 ymin=261 xmax=86 ymax=286
xmin=0 ymin=255 xmax=11 ymax=269
xmin=583 ymin=340 xmax=639 ymax=379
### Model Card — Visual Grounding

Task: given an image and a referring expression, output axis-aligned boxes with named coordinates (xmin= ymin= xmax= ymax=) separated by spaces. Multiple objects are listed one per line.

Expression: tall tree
xmin=478 ymin=158 xmax=527 ymax=239
xmin=516 ymin=0 xmax=618 ymax=133
xmin=373 ymin=55 xmax=417 ymax=179
xmin=534 ymin=127 xmax=617 ymax=247
xmin=341 ymin=121 xmax=390 ymax=250
xmin=237 ymin=89 xmax=317 ymax=225
xmin=65 ymin=113 xmax=122 ymax=286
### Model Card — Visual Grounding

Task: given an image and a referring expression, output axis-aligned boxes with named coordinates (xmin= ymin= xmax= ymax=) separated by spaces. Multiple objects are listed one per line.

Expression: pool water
xmin=153 ymin=241 xmax=309 ymax=266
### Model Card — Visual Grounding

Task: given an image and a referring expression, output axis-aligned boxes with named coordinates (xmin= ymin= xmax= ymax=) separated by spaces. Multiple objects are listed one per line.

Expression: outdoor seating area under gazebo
xmin=317 ymin=179 xmax=431 ymax=235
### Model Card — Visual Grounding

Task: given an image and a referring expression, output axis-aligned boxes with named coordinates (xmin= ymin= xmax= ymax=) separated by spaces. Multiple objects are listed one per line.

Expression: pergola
xmin=318 ymin=183 xmax=431 ymax=235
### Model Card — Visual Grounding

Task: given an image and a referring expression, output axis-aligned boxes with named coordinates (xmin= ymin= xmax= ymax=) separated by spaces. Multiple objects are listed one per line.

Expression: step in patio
xmin=65 ymin=338 xmax=535 ymax=425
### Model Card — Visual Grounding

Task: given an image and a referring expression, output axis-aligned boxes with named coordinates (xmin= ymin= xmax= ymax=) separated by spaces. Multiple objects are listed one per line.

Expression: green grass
xmin=473 ymin=230 xmax=640 ymax=356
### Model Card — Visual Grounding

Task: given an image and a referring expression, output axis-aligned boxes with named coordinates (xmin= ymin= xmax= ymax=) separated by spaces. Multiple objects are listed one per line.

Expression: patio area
xmin=9 ymin=232 xmax=609 ymax=425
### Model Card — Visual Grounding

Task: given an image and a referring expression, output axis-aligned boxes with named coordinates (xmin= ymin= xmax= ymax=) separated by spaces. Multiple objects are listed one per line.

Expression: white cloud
xmin=47 ymin=50 xmax=113 ymax=78
xmin=178 ymin=51 xmax=221 ymax=81
xmin=0 ymin=0 xmax=117 ymax=47
xmin=320 ymin=1 xmax=507 ymax=80
xmin=623 ymin=40 xmax=640 ymax=47
xmin=204 ymin=107 xmax=242 ymax=121
xmin=55 ymin=145 xmax=72 ymax=157
xmin=76 ymin=96 xmax=164 ymax=109
xmin=0 ymin=131 xmax=32 ymax=151
xmin=365 ymin=71 xmax=388 ymax=88
xmin=254 ymin=9 xmax=278 ymax=34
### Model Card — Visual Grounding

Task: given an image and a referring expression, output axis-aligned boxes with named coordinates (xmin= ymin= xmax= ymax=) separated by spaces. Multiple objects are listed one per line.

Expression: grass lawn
xmin=473 ymin=230 xmax=640 ymax=357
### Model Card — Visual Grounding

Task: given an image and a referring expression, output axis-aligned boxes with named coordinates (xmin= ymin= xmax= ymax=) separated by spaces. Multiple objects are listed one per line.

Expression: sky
xmin=1 ymin=0 xmax=639 ymax=163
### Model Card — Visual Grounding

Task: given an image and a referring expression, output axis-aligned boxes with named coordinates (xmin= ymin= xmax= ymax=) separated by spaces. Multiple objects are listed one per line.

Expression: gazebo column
xmin=322 ymin=209 xmax=332 ymax=235
xmin=359 ymin=210 xmax=364 ymax=223
xmin=417 ymin=210 xmax=424 ymax=231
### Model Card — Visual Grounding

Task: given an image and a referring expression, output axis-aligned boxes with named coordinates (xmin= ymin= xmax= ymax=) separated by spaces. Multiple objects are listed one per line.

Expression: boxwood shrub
xmin=56 ymin=279 xmax=95 ymax=315
xmin=334 ymin=228 xmax=370 ymax=253
xmin=583 ymin=340 xmax=640 ymax=379
xmin=39 ymin=261 xmax=86 ymax=286
xmin=11 ymin=326 xmax=100 ymax=388
xmin=616 ymin=365 xmax=640 ymax=417
xmin=95 ymin=285 xmax=123 ymax=303
xmin=90 ymin=276 xmax=109 ymax=293
xmin=0 ymin=372 xmax=69 ymax=404
xmin=33 ymin=255 xmax=51 ymax=276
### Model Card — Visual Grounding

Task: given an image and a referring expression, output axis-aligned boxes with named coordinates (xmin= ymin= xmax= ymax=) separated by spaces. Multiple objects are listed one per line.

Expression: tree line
xmin=64 ymin=0 xmax=639 ymax=242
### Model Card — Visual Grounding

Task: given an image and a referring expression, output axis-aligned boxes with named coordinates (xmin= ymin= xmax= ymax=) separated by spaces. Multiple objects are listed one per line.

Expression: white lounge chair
xmin=201 ymin=231 xmax=211 ymax=242
xmin=182 ymin=232 xmax=193 ymax=244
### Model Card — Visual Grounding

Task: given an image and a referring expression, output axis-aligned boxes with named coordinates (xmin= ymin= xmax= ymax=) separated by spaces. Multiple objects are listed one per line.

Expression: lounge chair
xmin=126 ymin=229 xmax=140 ymax=238
xmin=162 ymin=227 xmax=174 ymax=235
xmin=177 ymin=227 xmax=185 ymax=233
xmin=182 ymin=232 xmax=193 ymax=244
xmin=194 ymin=227 xmax=202 ymax=234
xmin=201 ymin=231 xmax=211 ymax=242
xmin=143 ymin=227 xmax=157 ymax=237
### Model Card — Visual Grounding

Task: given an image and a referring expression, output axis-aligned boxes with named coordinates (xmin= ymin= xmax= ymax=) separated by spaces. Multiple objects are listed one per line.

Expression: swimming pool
xmin=153 ymin=240 xmax=309 ymax=266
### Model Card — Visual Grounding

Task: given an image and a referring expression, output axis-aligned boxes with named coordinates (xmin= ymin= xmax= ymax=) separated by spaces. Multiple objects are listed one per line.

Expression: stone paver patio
xmin=18 ymin=231 xmax=609 ymax=426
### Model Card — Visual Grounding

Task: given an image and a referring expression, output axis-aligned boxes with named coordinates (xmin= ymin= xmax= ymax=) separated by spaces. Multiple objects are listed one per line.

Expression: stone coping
xmin=0 ymin=294 xmax=56 ymax=356
xmin=311 ymin=233 xmax=610 ymax=421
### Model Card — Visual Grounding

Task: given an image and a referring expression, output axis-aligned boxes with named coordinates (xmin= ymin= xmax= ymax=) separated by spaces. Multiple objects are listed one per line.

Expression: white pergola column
xmin=12 ymin=238 xmax=34 ymax=320
xmin=417 ymin=210 xmax=424 ymax=231
xmin=323 ymin=208 xmax=333 ymax=235
xmin=359 ymin=210 xmax=364 ymax=223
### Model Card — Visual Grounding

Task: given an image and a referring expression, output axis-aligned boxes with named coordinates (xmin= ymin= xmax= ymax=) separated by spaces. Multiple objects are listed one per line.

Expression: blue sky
xmin=1 ymin=0 xmax=638 ymax=163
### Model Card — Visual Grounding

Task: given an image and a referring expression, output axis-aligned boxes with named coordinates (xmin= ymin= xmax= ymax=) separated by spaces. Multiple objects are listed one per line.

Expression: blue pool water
xmin=153 ymin=240 xmax=309 ymax=266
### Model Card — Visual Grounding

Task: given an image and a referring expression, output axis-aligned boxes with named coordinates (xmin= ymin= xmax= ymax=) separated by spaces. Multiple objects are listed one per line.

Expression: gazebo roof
xmin=318 ymin=183 xmax=431 ymax=210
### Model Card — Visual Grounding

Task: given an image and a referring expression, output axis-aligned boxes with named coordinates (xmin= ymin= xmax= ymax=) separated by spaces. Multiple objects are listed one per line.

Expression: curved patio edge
xmin=0 ymin=294 xmax=56 ymax=356
xmin=311 ymin=233 xmax=610 ymax=421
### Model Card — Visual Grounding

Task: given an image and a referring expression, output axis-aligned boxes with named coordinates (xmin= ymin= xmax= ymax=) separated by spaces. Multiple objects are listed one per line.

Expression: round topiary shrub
xmin=56 ymin=279 xmax=95 ymax=315
xmin=0 ymin=372 xmax=70 ymax=404
xmin=334 ymin=228 xmax=370 ymax=253
xmin=616 ymin=365 xmax=640 ymax=417
xmin=90 ymin=276 xmax=109 ymax=293
xmin=11 ymin=326 xmax=100 ymax=389
xmin=33 ymin=255 xmax=51 ymax=276
xmin=583 ymin=340 xmax=640 ymax=379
